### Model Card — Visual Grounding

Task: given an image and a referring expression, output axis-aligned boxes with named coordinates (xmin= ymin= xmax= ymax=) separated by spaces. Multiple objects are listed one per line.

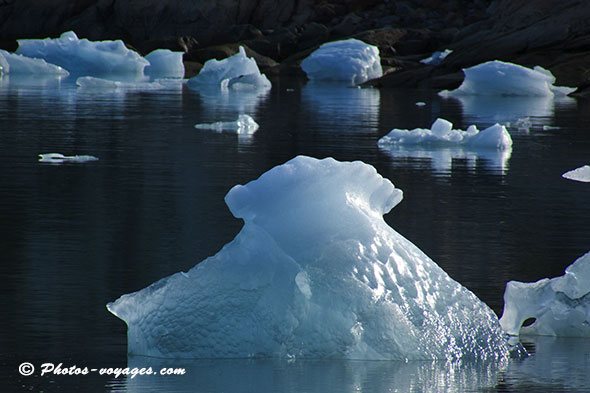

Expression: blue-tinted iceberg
xmin=301 ymin=39 xmax=383 ymax=85
xmin=187 ymin=46 xmax=270 ymax=91
xmin=562 ymin=165 xmax=590 ymax=183
xmin=439 ymin=60 xmax=575 ymax=97
xmin=38 ymin=153 xmax=98 ymax=164
xmin=194 ymin=114 xmax=259 ymax=135
xmin=16 ymin=31 xmax=149 ymax=77
xmin=420 ymin=49 xmax=452 ymax=65
xmin=500 ymin=252 xmax=590 ymax=337
xmin=108 ymin=156 xmax=508 ymax=360
xmin=0 ymin=49 xmax=69 ymax=76
xmin=144 ymin=49 xmax=185 ymax=78
xmin=378 ymin=118 xmax=513 ymax=150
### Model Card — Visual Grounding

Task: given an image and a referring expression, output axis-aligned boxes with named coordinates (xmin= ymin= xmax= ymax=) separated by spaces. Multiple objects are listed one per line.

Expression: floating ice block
xmin=378 ymin=118 xmax=513 ymax=150
xmin=301 ymin=39 xmax=383 ymax=86
xmin=17 ymin=31 xmax=149 ymax=77
xmin=439 ymin=60 xmax=575 ymax=97
xmin=194 ymin=114 xmax=259 ymax=135
xmin=108 ymin=156 xmax=508 ymax=361
xmin=187 ymin=46 xmax=270 ymax=90
xmin=500 ymin=252 xmax=590 ymax=337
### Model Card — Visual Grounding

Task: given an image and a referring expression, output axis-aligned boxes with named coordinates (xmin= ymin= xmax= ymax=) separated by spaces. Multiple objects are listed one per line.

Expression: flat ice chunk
xmin=16 ymin=31 xmax=149 ymax=77
xmin=194 ymin=114 xmax=259 ymax=135
xmin=187 ymin=46 xmax=271 ymax=90
xmin=145 ymin=49 xmax=185 ymax=78
xmin=38 ymin=153 xmax=98 ymax=164
xmin=439 ymin=60 xmax=575 ymax=97
xmin=378 ymin=118 xmax=513 ymax=150
xmin=562 ymin=165 xmax=590 ymax=183
xmin=0 ymin=49 xmax=69 ymax=76
xmin=75 ymin=76 xmax=167 ymax=91
xmin=301 ymin=39 xmax=383 ymax=86
xmin=500 ymin=251 xmax=590 ymax=337
xmin=108 ymin=156 xmax=508 ymax=360
xmin=420 ymin=49 xmax=452 ymax=65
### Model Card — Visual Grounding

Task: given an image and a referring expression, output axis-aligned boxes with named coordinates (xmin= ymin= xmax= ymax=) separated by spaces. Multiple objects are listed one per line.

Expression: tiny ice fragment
xmin=562 ymin=165 xmax=590 ymax=183
xmin=194 ymin=114 xmax=259 ymax=135
xmin=38 ymin=153 xmax=99 ymax=164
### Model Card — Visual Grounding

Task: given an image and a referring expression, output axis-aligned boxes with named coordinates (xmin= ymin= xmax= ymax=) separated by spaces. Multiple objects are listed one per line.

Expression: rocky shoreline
xmin=1 ymin=0 xmax=589 ymax=91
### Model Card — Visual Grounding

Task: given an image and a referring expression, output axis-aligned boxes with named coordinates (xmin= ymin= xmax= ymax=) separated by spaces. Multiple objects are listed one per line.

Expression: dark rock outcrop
xmin=1 ymin=0 xmax=589 ymax=90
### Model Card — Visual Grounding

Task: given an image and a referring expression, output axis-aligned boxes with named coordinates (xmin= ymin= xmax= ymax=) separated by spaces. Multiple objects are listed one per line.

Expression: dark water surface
xmin=1 ymin=75 xmax=589 ymax=392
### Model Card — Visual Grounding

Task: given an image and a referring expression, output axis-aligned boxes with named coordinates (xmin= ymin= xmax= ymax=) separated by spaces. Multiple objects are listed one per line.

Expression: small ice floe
xmin=562 ymin=165 xmax=590 ymax=183
xmin=194 ymin=114 xmax=259 ymax=135
xmin=439 ymin=60 xmax=575 ymax=97
xmin=542 ymin=125 xmax=560 ymax=131
xmin=187 ymin=46 xmax=271 ymax=91
xmin=0 ymin=49 xmax=69 ymax=76
xmin=500 ymin=251 xmax=590 ymax=337
xmin=513 ymin=117 xmax=532 ymax=131
xmin=420 ymin=49 xmax=452 ymax=66
xmin=378 ymin=118 xmax=513 ymax=150
xmin=38 ymin=153 xmax=99 ymax=164
xmin=75 ymin=76 xmax=167 ymax=90
xmin=301 ymin=39 xmax=383 ymax=86
xmin=415 ymin=101 xmax=426 ymax=106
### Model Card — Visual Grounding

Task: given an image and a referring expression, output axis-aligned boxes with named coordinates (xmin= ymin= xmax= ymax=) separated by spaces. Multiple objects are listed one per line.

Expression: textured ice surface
xmin=145 ymin=49 xmax=185 ymax=78
xmin=420 ymin=49 xmax=452 ymax=65
xmin=562 ymin=165 xmax=590 ymax=183
xmin=108 ymin=156 xmax=508 ymax=360
xmin=301 ymin=39 xmax=383 ymax=85
xmin=194 ymin=114 xmax=259 ymax=135
xmin=38 ymin=153 xmax=98 ymax=164
xmin=500 ymin=252 xmax=590 ymax=337
xmin=0 ymin=49 xmax=69 ymax=75
xmin=16 ymin=31 xmax=148 ymax=77
xmin=378 ymin=118 xmax=512 ymax=150
xmin=439 ymin=60 xmax=575 ymax=97
xmin=187 ymin=46 xmax=271 ymax=90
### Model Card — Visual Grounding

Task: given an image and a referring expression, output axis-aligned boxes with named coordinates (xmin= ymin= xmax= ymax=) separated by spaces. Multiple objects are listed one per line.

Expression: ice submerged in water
xmin=194 ymin=114 xmax=259 ymax=135
xmin=378 ymin=118 xmax=513 ymax=150
xmin=301 ymin=39 xmax=383 ymax=86
xmin=108 ymin=156 xmax=508 ymax=360
xmin=500 ymin=252 xmax=590 ymax=337
xmin=439 ymin=60 xmax=575 ymax=97
xmin=38 ymin=153 xmax=98 ymax=164
xmin=187 ymin=46 xmax=271 ymax=91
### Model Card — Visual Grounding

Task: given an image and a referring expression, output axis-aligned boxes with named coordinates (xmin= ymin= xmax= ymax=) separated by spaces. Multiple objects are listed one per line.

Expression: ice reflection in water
xmin=110 ymin=355 xmax=507 ymax=393
xmin=379 ymin=145 xmax=512 ymax=176
xmin=442 ymin=95 xmax=577 ymax=129
xmin=301 ymin=83 xmax=380 ymax=131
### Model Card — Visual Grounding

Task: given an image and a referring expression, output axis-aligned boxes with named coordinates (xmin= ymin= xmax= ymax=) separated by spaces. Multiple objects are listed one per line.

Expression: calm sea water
xmin=1 ymin=74 xmax=589 ymax=393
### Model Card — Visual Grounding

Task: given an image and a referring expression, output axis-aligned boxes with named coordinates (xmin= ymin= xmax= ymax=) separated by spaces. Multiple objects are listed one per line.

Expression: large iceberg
xmin=301 ymin=39 xmax=383 ymax=86
xmin=16 ymin=31 xmax=149 ymax=77
xmin=439 ymin=60 xmax=575 ymax=97
xmin=378 ymin=118 xmax=513 ymax=150
xmin=194 ymin=114 xmax=259 ymax=135
xmin=187 ymin=46 xmax=271 ymax=91
xmin=0 ymin=49 xmax=69 ymax=76
xmin=500 ymin=251 xmax=590 ymax=337
xmin=562 ymin=165 xmax=590 ymax=183
xmin=144 ymin=49 xmax=185 ymax=78
xmin=108 ymin=156 xmax=508 ymax=360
